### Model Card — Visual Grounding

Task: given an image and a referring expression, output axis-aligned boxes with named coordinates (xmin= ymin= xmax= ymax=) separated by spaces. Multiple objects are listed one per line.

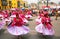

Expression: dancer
xmin=25 ymin=10 xmax=32 ymax=20
xmin=7 ymin=13 xmax=29 ymax=39
xmin=42 ymin=13 xmax=54 ymax=36
xmin=0 ymin=10 xmax=5 ymax=30
xmin=35 ymin=11 xmax=45 ymax=34
xmin=35 ymin=10 xmax=54 ymax=36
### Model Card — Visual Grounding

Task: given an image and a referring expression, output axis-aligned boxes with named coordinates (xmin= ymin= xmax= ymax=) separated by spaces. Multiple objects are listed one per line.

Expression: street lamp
xmin=1 ymin=0 xmax=8 ymax=10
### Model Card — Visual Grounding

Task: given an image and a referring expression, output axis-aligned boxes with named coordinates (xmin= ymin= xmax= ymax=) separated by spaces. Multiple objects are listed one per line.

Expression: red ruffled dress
xmin=43 ymin=17 xmax=54 ymax=35
xmin=7 ymin=18 xmax=29 ymax=35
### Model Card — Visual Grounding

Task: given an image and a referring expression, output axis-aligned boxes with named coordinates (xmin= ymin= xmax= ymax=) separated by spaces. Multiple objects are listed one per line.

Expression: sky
xmin=23 ymin=0 xmax=60 ymax=4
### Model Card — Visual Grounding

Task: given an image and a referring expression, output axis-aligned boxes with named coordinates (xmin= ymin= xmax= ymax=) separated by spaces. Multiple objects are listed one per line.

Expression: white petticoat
xmin=35 ymin=18 xmax=42 ymax=25
xmin=35 ymin=23 xmax=45 ymax=33
xmin=25 ymin=15 xmax=32 ymax=18
xmin=36 ymin=18 xmax=41 ymax=22
xmin=35 ymin=18 xmax=41 ymax=24
xmin=43 ymin=27 xmax=54 ymax=35
xmin=35 ymin=24 xmax=54 ymax=35
xmin=10 ymin=15 xmax=16 ymax=18
xmin=5 ymin=18 xmax=11 ymax=22
xmin=0 ymin=21 xmax=5 ymax=30
xmin=0 ymin=15 xmax=3 ymax=17
xmin=7 ymin=25 xmax=30 ymax=35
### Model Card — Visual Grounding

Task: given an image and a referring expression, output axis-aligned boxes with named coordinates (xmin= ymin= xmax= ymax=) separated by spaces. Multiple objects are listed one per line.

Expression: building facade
xmin=0 ymin=0 xmax=25 ymax=10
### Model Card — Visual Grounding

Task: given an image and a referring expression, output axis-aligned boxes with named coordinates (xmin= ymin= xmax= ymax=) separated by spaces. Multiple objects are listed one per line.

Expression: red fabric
xmin=19 ymin=14 xmax=25 ymax=18
xmin=11 ymin=18 xmax=24 ymax=27
xmin=43 ymin=11 xmax=48 ymax=15
xmin=42 ymin=17 xmax=52 ymax=30
xmin=39 ymin=13 xmax=44 ymax=17
xmin=39 ymin=10 xmax=43 ymax=13
xmin=0 ymin=11 xmax=4 ymax=15
xmin=19 ymin=10 xmax=23 ymax=14
xmin=41 ymin=17 xmax=45 ymax=24
xmin=27 ymin=10 xmax=32 ymax=15
xmin=4 ymin=13 xmax=9 ymax=18
xmin=45 ymin=17 xmax=52 ymax=30
xmin=12 ymin=11 xmax=17 ymax=15
xmin=5 ymin=10 xmax=8 ymax=13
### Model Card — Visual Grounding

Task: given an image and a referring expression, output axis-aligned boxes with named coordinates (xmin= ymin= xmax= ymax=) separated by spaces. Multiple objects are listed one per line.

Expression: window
xmin=1 ymin=0 xmax=8 ymax=6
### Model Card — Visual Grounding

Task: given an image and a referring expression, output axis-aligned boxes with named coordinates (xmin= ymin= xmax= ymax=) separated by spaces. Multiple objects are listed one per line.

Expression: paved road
xmin=0 ymin=16 xmax=60 ymax=39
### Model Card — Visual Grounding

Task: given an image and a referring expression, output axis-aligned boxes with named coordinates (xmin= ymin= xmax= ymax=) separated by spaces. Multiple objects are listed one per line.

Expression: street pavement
xmin=0 ymin=16 xmax=60 ymax=39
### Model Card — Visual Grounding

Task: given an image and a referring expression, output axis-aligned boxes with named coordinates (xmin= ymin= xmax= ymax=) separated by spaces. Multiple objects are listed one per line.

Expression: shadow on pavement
xmin=53 ymin=36 xmax=60 ymax=39
xmin=0 ymin=29 xmax=5 ymax=35
xmin=42 ymin=35 xmax=54 ymax=39
xmin=38 ymin=34 xmax=60 ymax=39
xmin=0 ymin=30 xmax=60 ymax=39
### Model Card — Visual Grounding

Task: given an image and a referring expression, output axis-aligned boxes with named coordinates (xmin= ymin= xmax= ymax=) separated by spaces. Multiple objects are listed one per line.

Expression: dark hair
xmin=16 ymin=13 xmax=19 ymax=16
